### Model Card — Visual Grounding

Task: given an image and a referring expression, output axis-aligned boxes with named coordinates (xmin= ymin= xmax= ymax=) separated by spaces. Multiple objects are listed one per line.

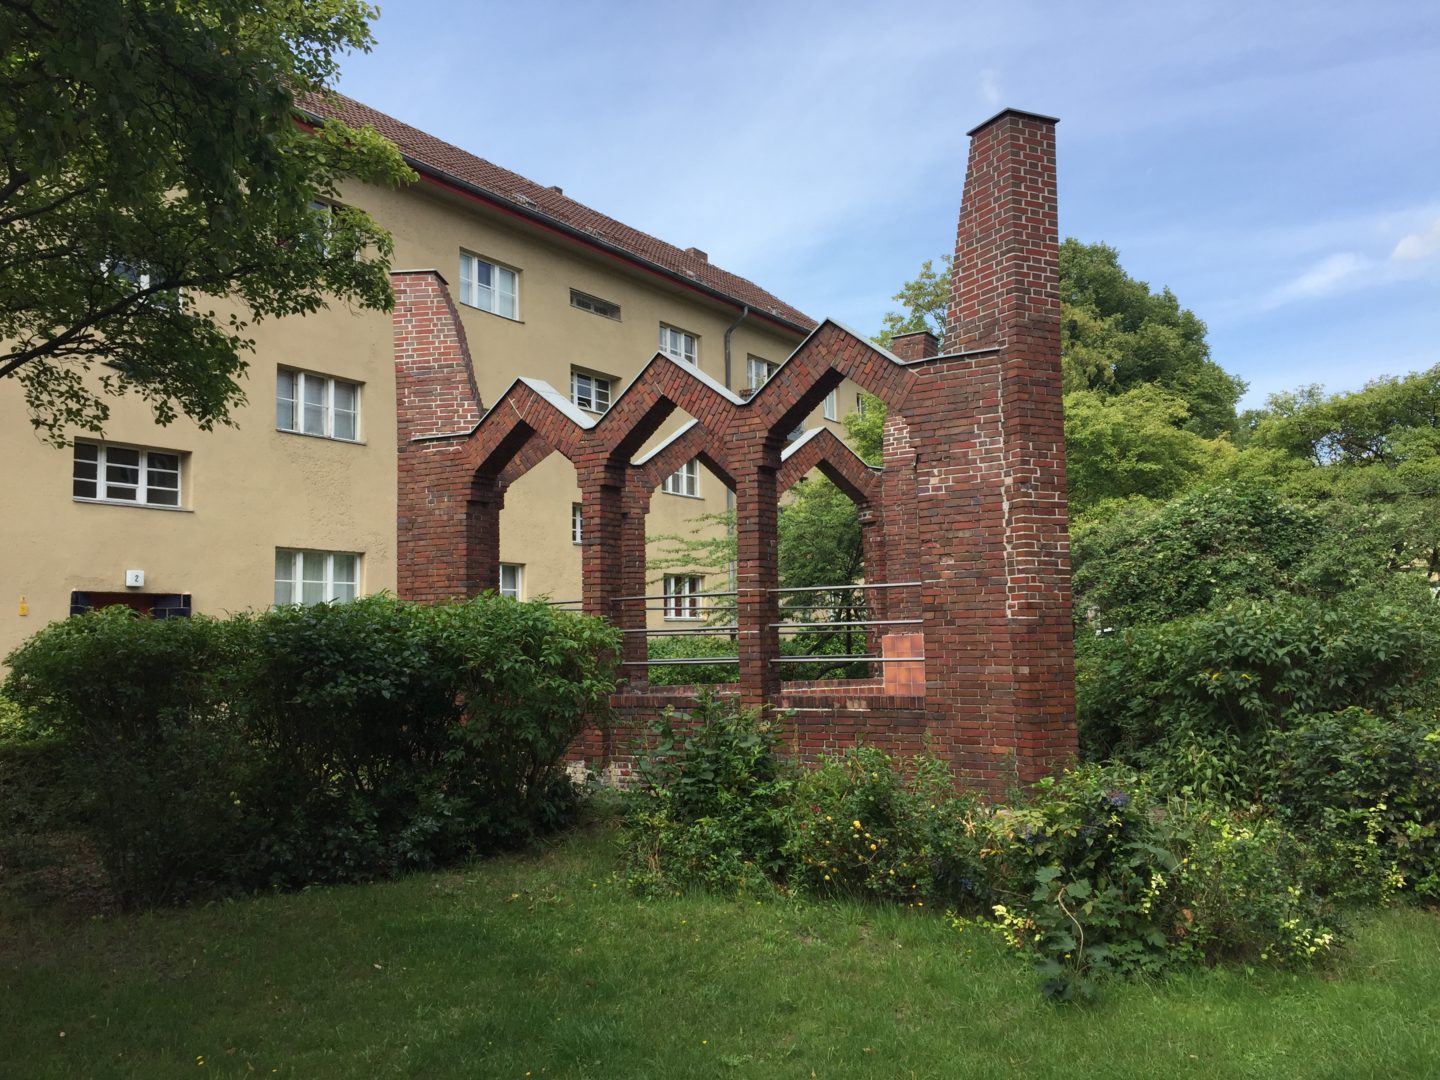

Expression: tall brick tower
xmin=910 ymin=108 xmax=1076 ymax=786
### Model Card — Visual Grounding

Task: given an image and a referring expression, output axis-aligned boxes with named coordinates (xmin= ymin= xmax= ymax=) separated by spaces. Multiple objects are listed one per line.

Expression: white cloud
xmin=1266 ymin=252 xmax=1373 ymax=306
xmin=1392 ymin=217 xmax=1440 ymax=262
xmin=978 ymin=68 xmax=1003 ymax=108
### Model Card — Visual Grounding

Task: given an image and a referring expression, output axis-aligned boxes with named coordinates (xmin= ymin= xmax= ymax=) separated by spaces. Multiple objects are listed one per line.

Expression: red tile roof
xmin=297 ymin=91 xmax=816 ymax=333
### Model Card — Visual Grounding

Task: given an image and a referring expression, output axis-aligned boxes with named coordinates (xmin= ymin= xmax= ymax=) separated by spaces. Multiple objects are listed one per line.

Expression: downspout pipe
xmin=722 ymin=304 xmax=749 ymax=562
xmin=722 ymin=303 xmax=749 ymax=392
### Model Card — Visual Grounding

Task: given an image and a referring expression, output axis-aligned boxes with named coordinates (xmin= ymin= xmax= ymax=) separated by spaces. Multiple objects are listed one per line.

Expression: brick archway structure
xmin=392 ymin=109 xmax=1076 ymax=793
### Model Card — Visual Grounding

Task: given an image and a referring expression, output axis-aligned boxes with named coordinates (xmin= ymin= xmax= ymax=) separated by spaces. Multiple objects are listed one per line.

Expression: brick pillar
xmin=617 ymin=482 xmax=652 ymax=684
xmin=734 ymin=453 xmax=781 ymax=708
xmin=909 ymin=108 xmax=1076 ymax=792
xmin=465 ymin=479 xmax=504 ymax=597
xmin=879 ymin=412 xmax=920 ymax=620
xmin=877 ymin=331 xmax=931 ymax=626
xmin=392 ymin=270 xmax=487 ymax=602
xmin=578 ymin=461 xmax=626 ymax=618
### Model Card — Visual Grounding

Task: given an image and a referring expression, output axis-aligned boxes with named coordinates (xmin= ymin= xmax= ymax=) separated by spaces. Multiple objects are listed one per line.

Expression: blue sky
xmin=338 ymin=0 xmax=1439 ymax=409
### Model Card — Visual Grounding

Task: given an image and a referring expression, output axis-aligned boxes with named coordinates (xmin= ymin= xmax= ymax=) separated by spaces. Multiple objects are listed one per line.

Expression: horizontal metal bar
xmin=770 ymin=655 xmax=923 ymax=663
xmin=612 ymin=591 xmax=738 ymax=602
xmin=770 ymin=581 xmax=920 ymax=594
xmin=771 ymin=618 xmax=923 ymax=629
xmin=620 ymin=626 xmax=739 ymax=635
xmin=622 ymin=657 xmax=740 ymax=666
xmin=627 ymin=607 xmax=738 ymax=614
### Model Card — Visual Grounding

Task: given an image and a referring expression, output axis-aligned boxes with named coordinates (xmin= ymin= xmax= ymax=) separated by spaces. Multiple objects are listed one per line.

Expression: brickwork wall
xmin=392 ymin=108 xmax=1078 ymax=795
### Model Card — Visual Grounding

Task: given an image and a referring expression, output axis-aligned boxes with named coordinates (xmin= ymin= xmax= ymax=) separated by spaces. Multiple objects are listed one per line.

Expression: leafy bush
xmin=0 ymin=690 xmax=27 ymax=738
xmin=1076 ymin=587 xmax=1440 ymax=795
xmin=785 ymin=748 xmax=982 ymax=907
xmin=966 ymin=767 xmax=1340 ymax=1000
xmin=621 ymin=694 xmax=792 ymax=896
xmin=619 ymin=697 xmax=1344 ymax=1000
xmin=3 ymin=608 xmax=251 ymax=906
xmin=646 ymin=635 xmax=739 ymax=686
xmin=1271 ymin=708 xmax=1440 ymax=901
xmin=3 ymin=596 xmax=618 ymax=906
xmin=1071 ymin=485 xmax=1325 ymax=628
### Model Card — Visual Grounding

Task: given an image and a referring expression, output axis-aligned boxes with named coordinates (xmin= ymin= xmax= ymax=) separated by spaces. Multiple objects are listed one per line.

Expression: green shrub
xmin=1071 ymin=485 xmax=1325 ymax=629
xmin=644 ymin=634 xmax=739 ymax=685
xmin=621 ymin=693 xmax=792 ymax=896
xmin=617 ymin=699 xmax=1345 ymax=1001
xmin=1271 ymin=708 xmax=1440 ymax=901
xmin=3 ymin=608 xmax=251 ymax=906
xmin=3 ymin=596 xmax=618 ymax=907
xmin=972 ymin=767 xmax=1340 ymax=1000
xmin=785 ymin=748 xmax=983 ymax=907
xmin=0 ymin=690 xmax=27 ymax=739
xmin=1077 ymin=587 xmax=1440 ymax=795
xmin=438 ymin=597 xmax=618 ymax=847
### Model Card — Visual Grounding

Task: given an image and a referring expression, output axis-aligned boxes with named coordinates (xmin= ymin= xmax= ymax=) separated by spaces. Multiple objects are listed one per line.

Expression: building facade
xmin=0 ymin=92 xmax=859 ymax=662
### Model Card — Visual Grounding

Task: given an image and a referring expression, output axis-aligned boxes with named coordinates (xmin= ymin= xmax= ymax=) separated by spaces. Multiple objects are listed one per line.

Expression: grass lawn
xmin=4 ymin=822 xmax=1440 ymax=1080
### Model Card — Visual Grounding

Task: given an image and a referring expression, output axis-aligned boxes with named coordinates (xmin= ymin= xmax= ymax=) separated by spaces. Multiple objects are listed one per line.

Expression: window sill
xmin=661 ymin=490 xmax=704 ymax=500
xmin=458 ymin=301 xmax=523 ymax=323
xmin=277 ymin=429 xmax=367 ymax=445
xmin=73 ymin=498 xmax=192 ymax=513
xmin=663 ymin=617 xmax=705 ymax=622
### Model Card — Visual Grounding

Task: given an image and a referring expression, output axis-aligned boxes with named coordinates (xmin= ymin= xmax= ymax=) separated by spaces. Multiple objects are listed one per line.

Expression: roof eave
xmin=298 ymin=108 xmax=813 ymax=338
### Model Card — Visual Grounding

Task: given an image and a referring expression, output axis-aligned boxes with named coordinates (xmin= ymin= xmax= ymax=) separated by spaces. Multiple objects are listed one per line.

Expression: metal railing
xmin=539 ymin=581 xmax=923 ymax=673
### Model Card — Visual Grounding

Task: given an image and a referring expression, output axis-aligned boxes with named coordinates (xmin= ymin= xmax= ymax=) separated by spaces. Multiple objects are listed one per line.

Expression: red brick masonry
xmin=392 ymin=109 xmax=1077 ymax=795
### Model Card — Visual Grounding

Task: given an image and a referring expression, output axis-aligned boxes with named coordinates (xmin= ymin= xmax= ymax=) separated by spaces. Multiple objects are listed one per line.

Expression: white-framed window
xmin=460 ymin=252 xmax=519 ymax=319
xmin=824 ymin=389 xmax=838 ymax=421
xmin=570 ymin=289 xmax=620 ymax=320
xmin=570 ymin=369 xmax=613 ymax=413
xmin=659 ymin=324 xmax=698 ymax=365
xmin=747 ymin=355 xmax=779 ymax=390
xmin=277 ymin=368 xmax=360 ymax=441
xmin=662 ymin=458 xmax=701 ymax=498
xmin=274 ymin=549 xmax=360 ymax=606
xmin=500 ymin=563 xmax=524 ymax=600
xmin=663 ymin=575 xmax=704 ymax=621
xmin=857 ymin=392 xmax=868 ymax=417
xmin=571 ymin=503 xmax=583 ymax=545
xmin=73 ymin=442 xmax=182 ymax=508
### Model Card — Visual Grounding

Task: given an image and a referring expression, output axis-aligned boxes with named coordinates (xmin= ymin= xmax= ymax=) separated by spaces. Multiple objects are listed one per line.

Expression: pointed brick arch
xmin=746 ymin=322 xmax=918 ymax=440
xmin=591 ymin=353 xmax=743 ymax=463
xmin=777 ymin=427 xmax=878 ymax=505
xmin=632 ymin=419 xmax=738 ymax=494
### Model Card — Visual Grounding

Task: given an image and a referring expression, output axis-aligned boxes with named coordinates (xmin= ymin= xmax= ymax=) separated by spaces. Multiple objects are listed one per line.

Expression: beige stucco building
xmin=0 ymin=92 xmax=855 ymax=662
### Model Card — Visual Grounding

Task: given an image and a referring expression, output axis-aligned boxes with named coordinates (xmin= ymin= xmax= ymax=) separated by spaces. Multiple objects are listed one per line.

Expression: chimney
xmin=887 ymin=330 xmax=939 ymax=361
xmin=945 ymin=109 xmax=1060 ymax=354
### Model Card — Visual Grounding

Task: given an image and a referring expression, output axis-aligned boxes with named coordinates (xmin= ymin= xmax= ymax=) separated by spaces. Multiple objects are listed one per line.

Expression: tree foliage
xmin=1 ymin=0 xmax=414 ymax=441
xmin=871 ymin=242 xmax=1245 ymax=511
xmin=1059 ymin=240 xmax=1245 ymax=437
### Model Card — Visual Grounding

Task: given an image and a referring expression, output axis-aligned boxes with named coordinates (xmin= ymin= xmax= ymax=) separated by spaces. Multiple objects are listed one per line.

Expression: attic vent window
xmin=570 ymin=289 xmax=621 ymax=320
xmin=509 ymin=192 xmax=538 ymax=209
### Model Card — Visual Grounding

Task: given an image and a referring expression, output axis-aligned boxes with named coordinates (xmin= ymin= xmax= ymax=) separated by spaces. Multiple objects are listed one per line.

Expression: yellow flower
xmin=853 ymin=820 xmax=862 ymax=829
xmin=869 ymin=843 xmax=877 ymax=851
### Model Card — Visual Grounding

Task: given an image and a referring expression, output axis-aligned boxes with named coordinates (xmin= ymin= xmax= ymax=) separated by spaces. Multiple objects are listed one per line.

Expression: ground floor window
xmin=500 ymin=563 xmax=524 ymax=600
xmin=663 ymin=574 xmax=703 ymax=620
xmin=69 ymin=591 xmax=191 ymax=618
xmin=274 ymin=550 xmax=360 ymax=606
